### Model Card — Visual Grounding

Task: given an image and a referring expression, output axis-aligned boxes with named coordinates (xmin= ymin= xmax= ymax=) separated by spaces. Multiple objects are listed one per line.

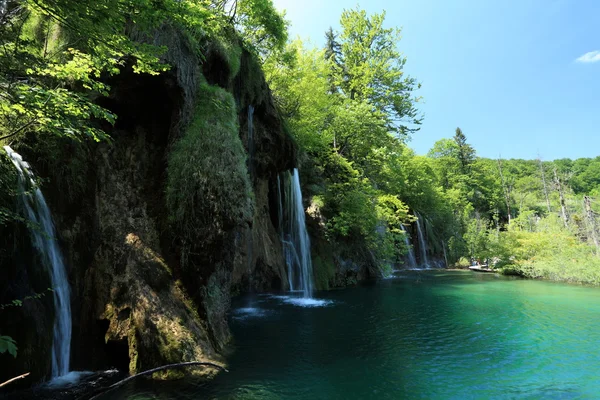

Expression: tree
xmin=327 ymin=7 xmax=422 ymax=137
xmin=232 ymin=0 xmax=288 ymax=58
xmin=324 ymin=27 xmax=342 ymax=95
xmin=453 ymin=127 xmax=476 ymax=174
xmin=0 ymin=0 xmax=214 ymax=144
xmin=497 ymin=157 xmax=514 ymax=222
xmin=428 ymin=138 xmax=461 ymax=189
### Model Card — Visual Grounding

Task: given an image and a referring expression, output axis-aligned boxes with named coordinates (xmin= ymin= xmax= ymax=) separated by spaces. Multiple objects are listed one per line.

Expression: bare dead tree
xmin=584 ymin=196 xmax=600 ymax=255
xmin=538 ymin=157 xmax=552 ymax=214
xmin=553 ymin=168 xmax=569 ymax=228
xmin=497 ymin=157 xmax=512 ymax=223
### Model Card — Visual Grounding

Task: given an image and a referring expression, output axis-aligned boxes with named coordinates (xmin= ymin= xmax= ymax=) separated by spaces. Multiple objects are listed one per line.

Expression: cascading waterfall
xmin=279 ymin=169 xmax=314 ymax=298
xmin=276 ymin=175 xmax=293 ymax=290
xmin=4 ymin=146 xmax=71 ymax=378
xmin=247 ymin=105 xmax=255 ymax=178
xmin=415 ymin=214 xmax=430 ymax=268
xmin=246 ymin=105 xmax=255 ymax=288
xmin=400 ymin=223 xmax=417 ymax=269
xmin=442 ymin=240 xmax=449 ymax=268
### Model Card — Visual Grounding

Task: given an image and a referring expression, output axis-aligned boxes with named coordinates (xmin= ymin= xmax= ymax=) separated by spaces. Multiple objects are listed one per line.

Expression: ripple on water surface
xmin=97 ymin=271 xmax=600 ymax=399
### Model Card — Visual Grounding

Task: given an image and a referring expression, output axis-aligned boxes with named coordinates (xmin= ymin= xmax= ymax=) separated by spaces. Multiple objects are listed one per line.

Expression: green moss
xmin=240 ymin=49 xmax=268 ymax=107
xmin=202 ymin=265 xmax=231 ymax=349
xmin=0 ymin=152 xmax=18 ymax=226
xmin=313 ymin=244 xmax=336 ymax=291
xmin=167 ymin=77 xmax=253 ymax=247
xmin=15 ymin=133 xmax=92 ymax=207
xmin=211 ymin=34 xmax=242 ymax=79
xmin=127 ymin=326 xmax=139 ymax=374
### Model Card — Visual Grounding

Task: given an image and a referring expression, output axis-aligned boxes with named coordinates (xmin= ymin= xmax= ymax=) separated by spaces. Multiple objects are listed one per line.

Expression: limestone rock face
xmin=0 ymin=30 xmax=294 ymax=385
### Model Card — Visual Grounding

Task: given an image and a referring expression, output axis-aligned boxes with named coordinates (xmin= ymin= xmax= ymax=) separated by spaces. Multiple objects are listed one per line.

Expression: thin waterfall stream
xmin=246 ymin=105 xmax=255 ymax=290
xmin=415 ymin=214 xmax=430 ymax=268
xmin=4 ymin=146 xmax=72 ymax=379
xmin=279 ymin=169 xmax=314 ymax=298
xmin=400 ymin=223 xmax=417 ymax=269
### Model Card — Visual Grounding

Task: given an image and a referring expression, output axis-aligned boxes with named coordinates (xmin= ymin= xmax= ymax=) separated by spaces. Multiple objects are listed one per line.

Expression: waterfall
xmin=4 ymin=146 xmax=71 ymax=378
xmin=400 ymin=223 xmax=417 ymax=269
xmin=279 ymin=169 xmax=314 ymax=298
xmin=276 ymin=175 xmax=293 ymax=290
xmin=442 ymin=240 xmax=448 ymax=268
xmin=246 ymin=105 xmax=255 ymax=289
xmin=247 ymin=105 xmax=255 ymax=178
xmin=415 ymin=214 xmax=430 ymax=268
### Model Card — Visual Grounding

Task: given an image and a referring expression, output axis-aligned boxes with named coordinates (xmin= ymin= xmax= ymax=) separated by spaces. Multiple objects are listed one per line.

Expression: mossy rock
xmin=167 ymin=77 xmax=254 ymax=247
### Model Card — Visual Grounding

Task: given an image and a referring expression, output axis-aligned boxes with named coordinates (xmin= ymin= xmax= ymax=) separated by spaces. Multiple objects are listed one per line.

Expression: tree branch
xmin=0 ymin=372 xmax=30 ymax=388
xmin=87 ymin=361 xmax=227 ymax=400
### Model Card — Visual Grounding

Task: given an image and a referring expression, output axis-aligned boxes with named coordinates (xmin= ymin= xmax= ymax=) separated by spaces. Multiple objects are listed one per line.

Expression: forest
xmin=1 ymin=0 xmax=600 ymax=394
xmin=259 ymin=9 xmax=600 ymax=285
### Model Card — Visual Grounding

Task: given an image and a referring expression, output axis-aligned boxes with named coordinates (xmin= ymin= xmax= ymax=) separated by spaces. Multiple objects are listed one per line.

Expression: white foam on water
xmin=268 ymin=295 xmax=293 ymax=300
xmin=260 ymin=294 xmax=334 ymax=307
xmin=282 ymin=298 xmax=333 ymax=308
xmin=47 ymin=371 xmax=94 ymax=387
xmin=233 ymin=307 xmax=270 ymax=320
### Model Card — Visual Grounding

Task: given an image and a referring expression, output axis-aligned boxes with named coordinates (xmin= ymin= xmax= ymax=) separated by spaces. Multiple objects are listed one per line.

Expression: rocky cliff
xmin=0 ymin=26 xmax=295 ymax=384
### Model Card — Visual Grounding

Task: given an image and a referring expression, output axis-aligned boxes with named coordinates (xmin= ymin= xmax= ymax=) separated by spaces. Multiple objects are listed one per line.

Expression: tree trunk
xmin=497 ymin=158 xmax=512 ymax=223
xmin=539 ymin=158 xmax=552 ymax=213
xmin=554 ymin=168 xmax=569 ymax=228
xmin=584 ymin=196 xmax=600 ymax=255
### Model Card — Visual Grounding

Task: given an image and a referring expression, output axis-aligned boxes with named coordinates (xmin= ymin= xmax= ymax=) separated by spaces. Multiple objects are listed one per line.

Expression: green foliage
xmin=0 ymin=336 xmax=18 ymax=358
xmin=166 ymin=78 xmax=253 ymax=247
xmin=234 ymin=0 xmax=288 ymax=58
xmin=0 ymin=0 xmax=291 ymax=146
xmin=263 ymin=39 xmax=332 ymax=153
xmin=498 ymin=224 xmax=600 ymax=284
xmin=330 ymin=7 xmax=422 ymax=137
xmin=453 ymin=127 xmax=476 ymax=174
xmin=0 ymin=152 xmax=18 ymax=225
xmin=264 ymin=9 xmax=425 ymax=272
xmin=0 ymin=288 xmax=53 ymax=310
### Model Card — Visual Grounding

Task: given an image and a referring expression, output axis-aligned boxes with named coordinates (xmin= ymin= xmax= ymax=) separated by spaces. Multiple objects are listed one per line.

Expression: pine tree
xmin=453 ymin=127 xmax=476 ymax=174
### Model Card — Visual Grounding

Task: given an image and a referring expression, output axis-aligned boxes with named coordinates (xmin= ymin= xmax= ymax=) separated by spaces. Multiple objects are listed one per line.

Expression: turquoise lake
xmin=109 ymin=271 xmax=600 ymax=399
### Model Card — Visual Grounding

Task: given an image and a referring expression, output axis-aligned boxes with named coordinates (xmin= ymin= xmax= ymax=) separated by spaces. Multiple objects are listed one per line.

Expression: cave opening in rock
xmin=96 ymin=66 xmax=183 ymax=147
xmin=96 ymin=319 xmax=130 ymax=373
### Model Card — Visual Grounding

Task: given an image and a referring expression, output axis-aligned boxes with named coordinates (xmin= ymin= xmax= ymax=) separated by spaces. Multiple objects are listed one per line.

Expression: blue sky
xmin=271 ymin=0 xmax=600 ymax=160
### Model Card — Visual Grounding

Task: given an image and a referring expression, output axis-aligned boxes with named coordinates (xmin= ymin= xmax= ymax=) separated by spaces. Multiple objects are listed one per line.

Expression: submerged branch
xmin=88 ymin=361 xmax=227 ymax=400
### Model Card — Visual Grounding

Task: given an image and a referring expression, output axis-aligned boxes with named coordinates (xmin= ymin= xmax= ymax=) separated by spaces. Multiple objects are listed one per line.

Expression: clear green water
xmin=110 ymin=271 xmax=600 ymax=399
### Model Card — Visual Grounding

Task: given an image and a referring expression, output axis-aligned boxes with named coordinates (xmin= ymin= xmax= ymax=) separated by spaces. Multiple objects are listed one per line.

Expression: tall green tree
xmin=453 ymin=127 xmax=476 ymax=174
xmin=328 ymin=7 xmax=422 ymax=137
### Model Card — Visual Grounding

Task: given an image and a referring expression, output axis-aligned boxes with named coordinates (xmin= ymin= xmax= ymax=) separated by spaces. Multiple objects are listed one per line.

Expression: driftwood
xmin=0 ymin=372 xmax=30 ymax=388
xmin=88 ymin=361 xmax=227 ymax=400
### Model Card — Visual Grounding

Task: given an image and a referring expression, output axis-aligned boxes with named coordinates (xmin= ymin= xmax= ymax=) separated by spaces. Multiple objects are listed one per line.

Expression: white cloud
xmin=575 ymin=50 xmax=600 ymax=63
